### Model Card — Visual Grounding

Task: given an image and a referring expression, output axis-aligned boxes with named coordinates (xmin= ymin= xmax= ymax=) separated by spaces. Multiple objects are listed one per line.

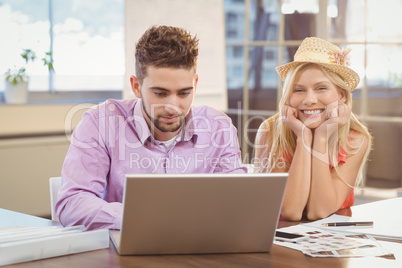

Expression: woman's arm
xmin=307 ymin=133 xmax=368 ymax=220
xmin=280 ymin=134 xmax=312 ymax=221
xmin=306 ymin=102 xmax=369 ymax=220
xmin=268 ymin=106 xmax=314 ymax=221
xmin=280 ymin=105 xmax=314 ymax=220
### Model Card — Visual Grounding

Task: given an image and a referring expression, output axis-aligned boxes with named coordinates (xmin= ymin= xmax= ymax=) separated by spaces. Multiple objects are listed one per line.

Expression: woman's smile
xmin=299 ymin=108 xmax=325 ymax=118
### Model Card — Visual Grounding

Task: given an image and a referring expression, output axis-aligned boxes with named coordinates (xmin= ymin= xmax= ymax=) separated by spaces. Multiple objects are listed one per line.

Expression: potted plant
xmin=4 ymin=49 xmax=54 ymax=104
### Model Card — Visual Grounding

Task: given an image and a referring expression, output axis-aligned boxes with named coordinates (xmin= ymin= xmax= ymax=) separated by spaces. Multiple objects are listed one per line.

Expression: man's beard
xmin=142 ymin=102 xmax=185 ymax=133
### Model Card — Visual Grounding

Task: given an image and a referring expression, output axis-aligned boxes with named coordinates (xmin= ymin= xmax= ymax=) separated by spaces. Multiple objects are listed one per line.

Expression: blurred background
xmin=0 ymin=0 xmax=401 ymax=218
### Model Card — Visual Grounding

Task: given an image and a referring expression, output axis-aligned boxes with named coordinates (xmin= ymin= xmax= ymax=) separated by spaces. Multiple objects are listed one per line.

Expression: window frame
xmin=225 ymin=0 xmax=402 ymax=187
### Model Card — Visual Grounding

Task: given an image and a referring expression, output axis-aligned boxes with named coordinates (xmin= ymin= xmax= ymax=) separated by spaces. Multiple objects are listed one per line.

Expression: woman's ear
xmin=339 ymin=89 xmax=347 ymax=103
xmin=130 ymin=75 xmax=141 ymax=98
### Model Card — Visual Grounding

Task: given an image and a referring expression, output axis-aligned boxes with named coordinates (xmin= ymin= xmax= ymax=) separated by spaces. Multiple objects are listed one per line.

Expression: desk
xmin=1 ymin=198 xmax=401 ymax=268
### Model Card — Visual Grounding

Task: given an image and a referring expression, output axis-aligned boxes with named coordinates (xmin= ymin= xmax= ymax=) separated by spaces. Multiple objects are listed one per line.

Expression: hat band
xmin=294 ymin=50 xmax=333 ymax=64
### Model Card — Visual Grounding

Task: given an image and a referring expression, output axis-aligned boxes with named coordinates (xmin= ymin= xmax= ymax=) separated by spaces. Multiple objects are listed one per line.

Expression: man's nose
xmin=164 ymin=97 xmax=180 ymax=115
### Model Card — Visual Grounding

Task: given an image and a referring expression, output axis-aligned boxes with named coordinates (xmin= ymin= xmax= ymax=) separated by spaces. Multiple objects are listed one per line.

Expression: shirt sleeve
xmin=215 ymin=124 xmax=247 ymax=174
xmin=55 ymin=110 xmax=122 ymax=230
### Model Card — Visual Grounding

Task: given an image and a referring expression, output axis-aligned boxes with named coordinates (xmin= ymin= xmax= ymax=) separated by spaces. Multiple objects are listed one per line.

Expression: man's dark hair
xmin=135 ymin=25 xmax=199 ymax=84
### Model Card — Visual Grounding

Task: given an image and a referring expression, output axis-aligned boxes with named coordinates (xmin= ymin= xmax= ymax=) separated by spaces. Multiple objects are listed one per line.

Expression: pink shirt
xmin=56 ymin=99 xmax=246 ymax=230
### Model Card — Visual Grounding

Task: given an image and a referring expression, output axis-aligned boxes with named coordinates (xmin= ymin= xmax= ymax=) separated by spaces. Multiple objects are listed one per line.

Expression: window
xmin=264 ymin=50 xmax=274 ymax=60
xmin=0 ymin=0 xmax=124 ymax=99
xmin=233 ymin=46 xmax=243 ymax=57
xmin=52 ymin=0 xmax=124 ymax=91
xmin=0 ymin=0 xmax=49 ymax=92
xmin=224 ymin=0 xmax=402 ymax=187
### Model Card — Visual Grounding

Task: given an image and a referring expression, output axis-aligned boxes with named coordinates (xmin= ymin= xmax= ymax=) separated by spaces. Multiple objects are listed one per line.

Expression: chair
xmin=49 ymin=177 xmax=62 ymax=222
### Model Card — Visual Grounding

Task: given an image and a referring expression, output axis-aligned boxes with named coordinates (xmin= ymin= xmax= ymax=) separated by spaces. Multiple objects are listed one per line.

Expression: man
xmin=56 ymin=25 xmax=246 ymax=231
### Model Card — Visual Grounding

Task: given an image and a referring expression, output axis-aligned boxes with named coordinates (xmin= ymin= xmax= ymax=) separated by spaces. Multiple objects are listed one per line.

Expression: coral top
xmin=337 ymin=150 xmax=354 ymax=209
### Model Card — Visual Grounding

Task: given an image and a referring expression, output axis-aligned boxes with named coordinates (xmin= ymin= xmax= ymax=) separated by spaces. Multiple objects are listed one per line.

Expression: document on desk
xmin=303 ymin=214 xmax=402 ymax=241
xmin=274 ymin=225 xmax=393 ymax=258
xmin=0 ymin=226 xmax=109 ymax=266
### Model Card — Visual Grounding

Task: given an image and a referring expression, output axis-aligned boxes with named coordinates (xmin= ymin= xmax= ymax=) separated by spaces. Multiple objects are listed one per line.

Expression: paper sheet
xmin=0 ymin=226 xmax=109 ymax=266
xmin=274 ymin=225 xmax=393 ymax=258
xmin=303 ymin=214 xmax=402 ymax=241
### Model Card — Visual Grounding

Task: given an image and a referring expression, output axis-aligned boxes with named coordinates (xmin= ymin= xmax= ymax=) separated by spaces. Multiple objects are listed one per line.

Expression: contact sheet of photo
xmin=275 ymin=226 xmax=394 ymax=258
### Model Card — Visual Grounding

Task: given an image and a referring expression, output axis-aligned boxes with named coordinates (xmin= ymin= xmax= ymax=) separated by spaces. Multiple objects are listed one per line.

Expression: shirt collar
xmin=132 ymin=99 xmax=153 ymax=144
xmin=180 ymin=106 xmax=198 ymax=143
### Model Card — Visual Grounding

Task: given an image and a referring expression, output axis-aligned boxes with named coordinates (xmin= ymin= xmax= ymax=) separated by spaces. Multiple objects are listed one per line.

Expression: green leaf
xmin=41 ymin=50 xmax=55 ymax=73
xmin=21 ymin=49 xmax=36 ymax=64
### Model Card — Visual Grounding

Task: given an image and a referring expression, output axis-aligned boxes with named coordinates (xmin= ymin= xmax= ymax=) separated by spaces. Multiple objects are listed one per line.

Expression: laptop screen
xmin=113 ymin=173 xmax=288 ymax=255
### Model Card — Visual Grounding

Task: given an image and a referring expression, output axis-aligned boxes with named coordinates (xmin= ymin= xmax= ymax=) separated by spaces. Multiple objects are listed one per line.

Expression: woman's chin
xmin=302 ymin=118 xmax=323 ymax=129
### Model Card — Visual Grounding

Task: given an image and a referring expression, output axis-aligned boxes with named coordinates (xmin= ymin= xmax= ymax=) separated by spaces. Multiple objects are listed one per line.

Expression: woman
xmin=254 ymin=37 xmax=372 ymax=221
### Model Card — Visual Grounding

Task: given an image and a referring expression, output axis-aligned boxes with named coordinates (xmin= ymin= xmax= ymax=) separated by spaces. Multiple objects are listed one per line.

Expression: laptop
xmin=110 ymin=173 xmax=288 ymax=255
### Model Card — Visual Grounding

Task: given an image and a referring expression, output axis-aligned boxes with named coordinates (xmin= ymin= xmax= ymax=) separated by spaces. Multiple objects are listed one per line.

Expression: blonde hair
xmin=255 ymin=63 xmax=372 ymax=187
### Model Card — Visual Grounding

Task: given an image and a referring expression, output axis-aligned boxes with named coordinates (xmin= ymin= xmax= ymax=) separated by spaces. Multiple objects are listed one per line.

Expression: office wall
xmin=0 ymin=136 xmax=69 ymax=216
xmin=0 ymin=104 xmax=88 ymax=216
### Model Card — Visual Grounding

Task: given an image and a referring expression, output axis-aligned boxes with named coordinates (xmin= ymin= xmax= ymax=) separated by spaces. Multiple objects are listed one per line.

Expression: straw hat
xmin=276 ymin=37 xmax=360 ymax=90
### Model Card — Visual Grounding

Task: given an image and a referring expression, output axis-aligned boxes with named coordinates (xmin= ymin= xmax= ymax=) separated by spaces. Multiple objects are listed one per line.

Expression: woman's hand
xmin=281 ymin=104 xmax=312 ymax=139
xmin=316 ymin=100 xmax=351 ymax=137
